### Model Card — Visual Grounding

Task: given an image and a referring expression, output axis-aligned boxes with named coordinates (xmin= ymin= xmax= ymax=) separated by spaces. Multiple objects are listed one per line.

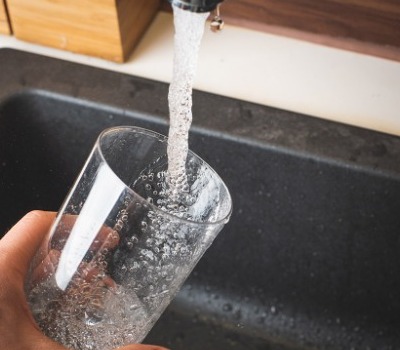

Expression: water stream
xmin=167 ymin=6 xmax=209 ymax=203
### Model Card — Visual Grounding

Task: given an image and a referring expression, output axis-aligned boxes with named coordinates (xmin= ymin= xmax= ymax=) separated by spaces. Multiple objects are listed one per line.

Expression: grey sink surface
xmin=1 ymin=49 xmax=400 ymax=349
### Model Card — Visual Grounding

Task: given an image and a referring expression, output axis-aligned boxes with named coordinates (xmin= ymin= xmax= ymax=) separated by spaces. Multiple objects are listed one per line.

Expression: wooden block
xmin=6 ymin=0 xmax=161 ymax=62
xmin=0 ymin=0 xmax=11 ymax=35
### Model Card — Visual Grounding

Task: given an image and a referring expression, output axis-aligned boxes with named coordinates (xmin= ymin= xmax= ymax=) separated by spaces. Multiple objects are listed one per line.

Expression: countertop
xmin=1 ymin=12 xmax=400 ymax=136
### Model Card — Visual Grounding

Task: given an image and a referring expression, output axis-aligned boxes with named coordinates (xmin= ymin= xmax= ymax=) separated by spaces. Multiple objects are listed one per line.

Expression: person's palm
xmin=0 ymin=211 xmax=166 ymax=350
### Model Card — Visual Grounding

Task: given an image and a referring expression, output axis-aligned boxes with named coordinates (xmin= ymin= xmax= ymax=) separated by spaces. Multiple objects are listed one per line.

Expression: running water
xmin=167 ymin=6 xmax=209 ymax=203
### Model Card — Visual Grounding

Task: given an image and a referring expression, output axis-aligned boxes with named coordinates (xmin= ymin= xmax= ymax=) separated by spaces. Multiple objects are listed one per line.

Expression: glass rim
xmin=96 ymin=125 xmax=232 ymax=227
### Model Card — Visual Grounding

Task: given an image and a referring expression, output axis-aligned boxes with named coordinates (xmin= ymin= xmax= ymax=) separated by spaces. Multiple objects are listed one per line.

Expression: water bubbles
xmin=161 ymin=252 xmax=170 ymax=261
xmin=165 ymin=274 xmax=174 ymax=282
xmin=180 ymin=246 xmax=189 ymax=255
xmin=141 ymin=249 xmax=155 ymax=261
xmin=29 ymin=276 xmax=150 ymax=349
xmin=162 ymin=243 xmax=171 ymax=254
xmin=222 ymin=303 xmax=233 ymax=312
xmin=131 ymin=261 xmax=140 ymax=270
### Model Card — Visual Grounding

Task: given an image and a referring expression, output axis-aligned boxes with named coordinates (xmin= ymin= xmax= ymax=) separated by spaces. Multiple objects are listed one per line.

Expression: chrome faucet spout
xmin=167 ymin=0 xmax=223 ymax=13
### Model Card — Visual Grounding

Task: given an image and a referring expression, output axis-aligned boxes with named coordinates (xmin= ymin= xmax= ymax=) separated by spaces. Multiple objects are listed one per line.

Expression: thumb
xmin=116 ymin=345 xmax=169 ymax=350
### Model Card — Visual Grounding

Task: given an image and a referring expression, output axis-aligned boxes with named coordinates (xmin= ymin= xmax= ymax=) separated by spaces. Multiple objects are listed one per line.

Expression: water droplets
xmin=222 ymin=303 xmax=233 ymax=312
xmin=270 ymin=305 xmax=277 ymax=315
xmin=140 ymin=249 xmax=155 ymax=262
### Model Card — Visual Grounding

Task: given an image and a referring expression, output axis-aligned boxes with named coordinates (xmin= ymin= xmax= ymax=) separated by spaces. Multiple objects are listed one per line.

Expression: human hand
xmin=0 ymin=210 xmax=167 ymax=350
xmin=30 ymin=213 xmax=120 ymax=292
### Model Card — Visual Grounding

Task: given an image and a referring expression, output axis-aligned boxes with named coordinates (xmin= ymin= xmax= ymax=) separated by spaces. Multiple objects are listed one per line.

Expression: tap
xmin=167 ymin=0 xmax=225 ymax=31
xmin=167 ymin=0 xmax=224 ymax=13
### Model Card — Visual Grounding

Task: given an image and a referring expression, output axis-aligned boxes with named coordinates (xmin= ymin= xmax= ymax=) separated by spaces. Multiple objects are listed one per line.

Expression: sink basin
xmin=1 ymin=49 xmax=400 ymax=349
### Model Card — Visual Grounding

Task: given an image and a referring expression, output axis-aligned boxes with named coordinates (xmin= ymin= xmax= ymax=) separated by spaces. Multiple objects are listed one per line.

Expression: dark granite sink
xmin=1 ymin=49 xmax=400 ymax=349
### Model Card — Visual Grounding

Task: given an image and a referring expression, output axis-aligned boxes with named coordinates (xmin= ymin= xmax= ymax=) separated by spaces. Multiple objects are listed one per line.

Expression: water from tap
xmin=167 ymin=5 xmax=209 ymax=204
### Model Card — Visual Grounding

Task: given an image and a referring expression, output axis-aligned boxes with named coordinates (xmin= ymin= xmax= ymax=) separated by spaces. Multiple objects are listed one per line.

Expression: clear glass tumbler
xmin=26 ymin=126 xmax=232 ymax=350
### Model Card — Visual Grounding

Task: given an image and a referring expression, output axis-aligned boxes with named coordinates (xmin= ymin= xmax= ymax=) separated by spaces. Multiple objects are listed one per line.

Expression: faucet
xmin=167 ymin=0 xmax=225 ymax=31
xmin=167 ymin=0 xmax=224 ymax=13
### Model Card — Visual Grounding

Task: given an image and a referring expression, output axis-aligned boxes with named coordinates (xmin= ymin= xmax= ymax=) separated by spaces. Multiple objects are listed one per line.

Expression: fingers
xmin=0 ymin=211 xmax=56 ymax=281
xmin=77 ymin=261 xmax=117 ymax=290
xmin=25 ymin=211 xmax=121 ymax=299
xmin=51 ymin=214 xmax=120 ymax=252
xmin=0 ymin=212 xmax=170 ymax=350
xmin=31 ymin=251 xmax=118 ymax=290
xmin=92 ymin=227 xmax=120 ymax=251
xmin=31 ymin=249 xmax=61 ymax=286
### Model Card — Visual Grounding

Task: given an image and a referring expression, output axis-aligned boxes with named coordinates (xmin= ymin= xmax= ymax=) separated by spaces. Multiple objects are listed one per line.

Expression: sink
xmin=1 ymin=49 xmax=400 ymax=349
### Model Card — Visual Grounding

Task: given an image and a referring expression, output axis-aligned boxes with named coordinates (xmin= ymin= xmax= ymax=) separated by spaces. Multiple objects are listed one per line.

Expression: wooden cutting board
xmin=6 ymin=0 xmax=160 ymax=62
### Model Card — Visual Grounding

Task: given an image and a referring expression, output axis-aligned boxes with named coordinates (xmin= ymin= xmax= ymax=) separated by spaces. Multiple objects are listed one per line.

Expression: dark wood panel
xmin=161 ymin=0 xmax=400 ymax=50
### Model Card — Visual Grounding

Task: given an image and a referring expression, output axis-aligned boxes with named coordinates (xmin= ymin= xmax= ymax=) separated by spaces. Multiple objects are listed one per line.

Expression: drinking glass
xmin=26 ymin=126 xmax=232 ymax=350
